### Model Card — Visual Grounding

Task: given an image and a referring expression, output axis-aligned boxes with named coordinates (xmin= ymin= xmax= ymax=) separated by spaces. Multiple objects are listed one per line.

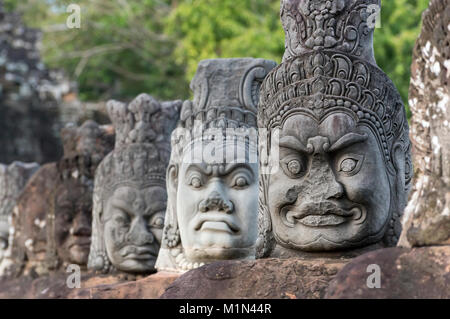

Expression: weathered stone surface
xmin=257 ymin=0 xmax=412 ymax=258
xmin=0 ymin=121 xmax=114 ymax=278
xmin=0 ymin=272 xmax=124 ymax=299
xmin=69 ymin=272 xmax=180 ymax=299
xmin=0 ymin=162 xmax=59 ymax=277
xmin=398 ymin=0 xmax=450 ymax=248
xmin=156 ymin=58 xmax=276 ymax=274
xmin=89 ymin=94 xmax=181 ymax=275
xmin=325 ymin=246 xmax=450 ymax=299
xmin=161 ymin=258 xmax=347 ymax=299
xmin=0 ymin=161 xmax=39 ymax=261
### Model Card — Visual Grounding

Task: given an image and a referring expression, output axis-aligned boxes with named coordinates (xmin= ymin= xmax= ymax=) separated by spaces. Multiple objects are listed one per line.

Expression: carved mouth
xmin=282 ymin=204 xmax=363 ymax=228
xmin=120 ymin=246 xmax=157 ymax=260
xmin=195 ymin=214 xmax=240 ymax=234
xmin=69 ymin=237 xmax=91 ymax=249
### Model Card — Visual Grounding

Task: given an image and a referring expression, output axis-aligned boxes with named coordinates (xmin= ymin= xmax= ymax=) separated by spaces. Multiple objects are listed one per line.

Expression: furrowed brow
xmin=279 ymin=136 xmax=309 ymax=153
xmin=328 ymin=133 xmax=368 ymax=152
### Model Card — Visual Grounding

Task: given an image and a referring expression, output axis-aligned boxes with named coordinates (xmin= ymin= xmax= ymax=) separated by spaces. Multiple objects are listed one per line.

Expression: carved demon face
xmin=268 ymin=112 xmax=392 ymax=251
xmin=174 ymin=142 xmax=259 ymax=263
xmin=54 ymin=179 xmax=92 ymax=266
xmin=103 ymin=186 xmax=166 ymax=273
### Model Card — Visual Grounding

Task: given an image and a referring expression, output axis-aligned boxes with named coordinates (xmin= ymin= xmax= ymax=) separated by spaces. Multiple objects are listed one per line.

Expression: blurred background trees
xmin=3 ymin=0 xmax=430 ymax=115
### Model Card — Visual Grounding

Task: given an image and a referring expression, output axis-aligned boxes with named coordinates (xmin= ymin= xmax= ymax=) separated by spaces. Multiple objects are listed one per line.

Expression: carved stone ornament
xmin=88 ymin=94 xmax=181 ymax=275
xmin=0 ymin=162 xmax=39 ymax=262
xmin=156 ymin=58 xmax=276 ymax=273
xmin=0 ymin=121 xmax=113 ymax=278
xmin=257 ymin=0 xmax=413 ymax=258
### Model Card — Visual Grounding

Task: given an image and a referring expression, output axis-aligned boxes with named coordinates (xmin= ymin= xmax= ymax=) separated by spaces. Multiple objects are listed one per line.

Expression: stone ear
xmin=167 ymin=164 xmax=179 ymax=194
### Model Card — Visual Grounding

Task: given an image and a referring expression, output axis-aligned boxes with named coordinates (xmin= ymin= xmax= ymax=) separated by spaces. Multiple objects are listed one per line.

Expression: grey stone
xmin=156 ymin=58 xmax=276 ymax=273
xmin=88 ymin=94 xmax=181 ymax=275
xmin=0 ymin=161 xmax=39 ymax=261
xmin=398 ymin=0 xmax=450 ymax=248
xmin=0 ymin=121 xmax=113 ymax=278
xmin=257 ymin=0 xmax=412 ymax=257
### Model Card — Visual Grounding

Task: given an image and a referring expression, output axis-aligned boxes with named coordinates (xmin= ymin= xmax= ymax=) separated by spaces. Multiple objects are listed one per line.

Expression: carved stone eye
xmin=287 ymin=160 xmax=302 ymax=175
xmin=150 ymin=216 xmax=164 ymax=229
xmin=235 ymin=176 xmax=248 ymax=188
xmin=340 ymin=158 xmax=358 ymax=173
xmin=190 ymin=177 xmax=202 ymax=188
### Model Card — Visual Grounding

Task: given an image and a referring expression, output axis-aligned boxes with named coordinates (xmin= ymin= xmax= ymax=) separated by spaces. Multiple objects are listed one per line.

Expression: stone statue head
xmin=88 ymin=94 xmax=181 ymax=274
xmin=46 ymin=121 xmax=114 ymax=270
xmin=1 ymin=121 xmax=113 ymax=277
xmin=0 ymin=162 xmax=39 ymax=261
xmin=256 ymin=0 xmax=413 ymax=257
xmin=156 ymin=58 xmax=276 ymax=272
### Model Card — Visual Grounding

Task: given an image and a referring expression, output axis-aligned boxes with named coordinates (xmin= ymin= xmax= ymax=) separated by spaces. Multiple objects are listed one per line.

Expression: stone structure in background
xmin=156 ymin=58 xmax=276 ymax=273
xmin=325 ymin=0 xmax=449 ymax=299
xmin=398 ymin=0 xmax=450 ymax=248
xmin=88 ymin=94 xmax=181 ymax=275
xmin=0 ymin=3 xmax=68 ymax=163
xmin=257 ymin=0 xmax=412 ymax=258
xmin=0 ymin=162 xmax=39 ymax=261
xmin=0 ymin=121 xmax=113 ymax=278
xmin=0 ymin=3 xmax=109 ymax=165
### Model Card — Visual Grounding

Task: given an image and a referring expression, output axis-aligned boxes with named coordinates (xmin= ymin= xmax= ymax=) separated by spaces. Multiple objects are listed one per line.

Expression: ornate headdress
xmin=156 ymin=58 xmax=276 ymax=272
xmin=88 ymin=94 xmax=181 ymax=273
xmin=256 ymin=0 xmax=413 ymax=257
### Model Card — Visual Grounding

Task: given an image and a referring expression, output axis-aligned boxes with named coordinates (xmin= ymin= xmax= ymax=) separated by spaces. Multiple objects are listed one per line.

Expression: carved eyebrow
xmin=185 ymin=163 xmax=211 ymax=176
xmin=110 ymin=199 xmax=134 ymax=215
xmin=328 ymin=133 xmax=368 ymax=152
xmin=222 ymin=163 xmax=255 ymax=176
xmin=279 ymin=136 xmax=309 ymax=153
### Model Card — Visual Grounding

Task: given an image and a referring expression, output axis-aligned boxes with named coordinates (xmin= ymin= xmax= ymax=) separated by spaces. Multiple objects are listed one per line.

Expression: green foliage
xmin=5 ymin=0 xmax=429 ymax=113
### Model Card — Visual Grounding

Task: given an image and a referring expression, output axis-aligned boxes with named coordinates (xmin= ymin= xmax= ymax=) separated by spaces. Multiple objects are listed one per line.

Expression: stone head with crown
xmin=88 ymin=94 xmax=181 ymax=274
xmin=156 ymin=58 xmax=276 ymax=272
xmin=256 ymin=0 xmax=413 ymax=258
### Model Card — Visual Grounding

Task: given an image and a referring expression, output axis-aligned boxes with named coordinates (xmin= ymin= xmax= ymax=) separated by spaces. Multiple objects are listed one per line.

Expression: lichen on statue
xmin=156 ymin=58 xmax=277 ymax=273
xmin=88 ymin=94 xmax=181 ymax=275
xmin=256 ymin=0 xmax=413 ymax=258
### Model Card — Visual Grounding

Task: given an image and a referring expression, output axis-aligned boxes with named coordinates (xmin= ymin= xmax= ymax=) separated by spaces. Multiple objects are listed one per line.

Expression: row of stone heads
xmin=0 ymin=51 xmax=412 ymax=277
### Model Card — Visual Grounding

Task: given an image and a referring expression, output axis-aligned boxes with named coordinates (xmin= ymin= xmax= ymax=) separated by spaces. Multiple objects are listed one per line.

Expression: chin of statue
xmin=115 ymin=257 xmax=157 ymax=274
xmin=184 ymin=246 xmax=255 ymax=263
xmin=273 ymin=223 xmax=388 ymax=253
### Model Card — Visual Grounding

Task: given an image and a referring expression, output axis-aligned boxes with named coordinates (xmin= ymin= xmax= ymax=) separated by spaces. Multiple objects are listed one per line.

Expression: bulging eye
xmin=281 ymin=155 xmax=306 ymax=178
xmin=338 ymin=154 xmax=364 ymax=176
xmin=287 ymin=160 xmax=302 ymax=175
xmin=149 ymin=214 xmax=165 ymax=229
xmin=189 ymin=176 xmax=203 ymax=189
xmin=114 ymin=212 xmax=130 ymax=227
xmin=340 ymin=159 xmax=357 ymax=172
xmin=234 ymin=176 xmax=249 ymax=188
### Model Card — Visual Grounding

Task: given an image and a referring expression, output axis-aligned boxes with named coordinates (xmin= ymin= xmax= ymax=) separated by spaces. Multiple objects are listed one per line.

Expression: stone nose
xmin=126 ymin=219 xmax=154 ymax=245
xmin=71 ymin=211 xmax=91 ymax=236
xmin=199 ymin=190 xmax=234 ymax=214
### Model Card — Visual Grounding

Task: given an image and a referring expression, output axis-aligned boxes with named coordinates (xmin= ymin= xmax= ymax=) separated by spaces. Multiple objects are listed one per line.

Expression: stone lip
xmin=160 ymin=258 xmax=347 ymax=299
xmin=325 ymin=246 xmax=450 ymax=299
